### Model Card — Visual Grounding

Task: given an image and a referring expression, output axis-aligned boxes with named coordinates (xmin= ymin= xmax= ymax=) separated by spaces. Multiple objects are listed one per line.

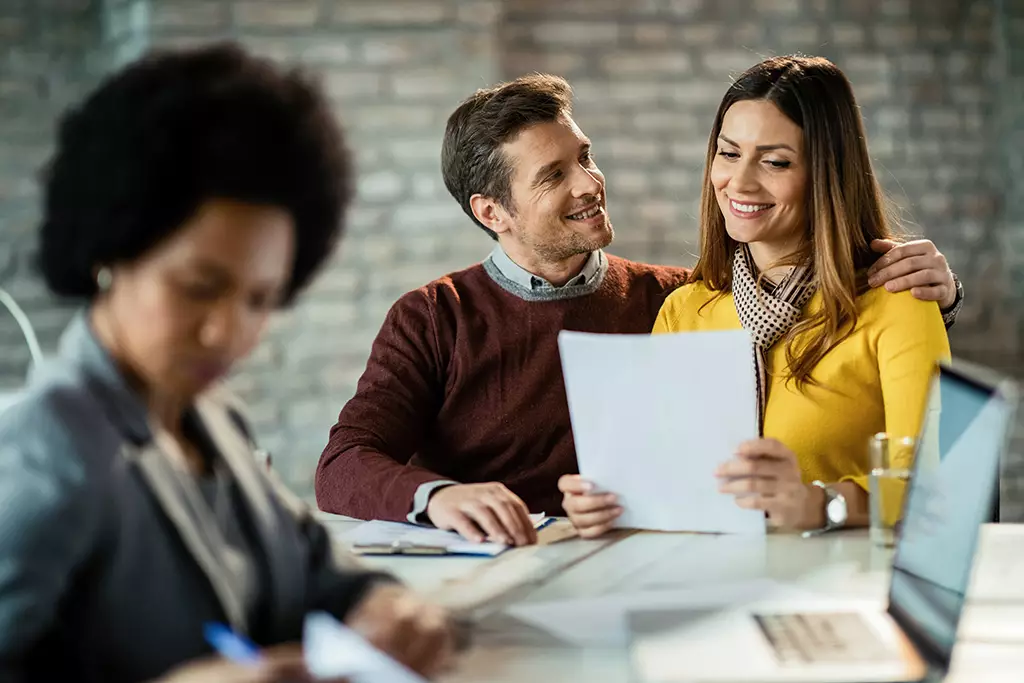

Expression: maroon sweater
xmin=315 ymin=255 xmax=691 ymax=521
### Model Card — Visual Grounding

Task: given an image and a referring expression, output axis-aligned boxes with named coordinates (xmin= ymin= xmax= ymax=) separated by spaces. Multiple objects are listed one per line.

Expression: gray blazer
xmin=0 ymin=313 xmax=389 ymax=682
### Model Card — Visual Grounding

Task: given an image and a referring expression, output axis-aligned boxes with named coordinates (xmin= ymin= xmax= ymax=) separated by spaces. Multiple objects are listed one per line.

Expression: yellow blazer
xmin=653 ymin=282 xmax=951 ymax=490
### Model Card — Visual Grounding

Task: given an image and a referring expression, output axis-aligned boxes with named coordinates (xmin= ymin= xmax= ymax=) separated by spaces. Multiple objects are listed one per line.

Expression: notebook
xmin=340 ymin=513 xmax=555 ymax=557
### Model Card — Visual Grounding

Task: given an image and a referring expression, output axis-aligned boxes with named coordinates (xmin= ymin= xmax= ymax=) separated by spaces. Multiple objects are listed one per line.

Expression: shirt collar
xmin=488 ymin=244 xmax=605 ymax=290
xmin=51 ymin=310 xmax=153 ymax=444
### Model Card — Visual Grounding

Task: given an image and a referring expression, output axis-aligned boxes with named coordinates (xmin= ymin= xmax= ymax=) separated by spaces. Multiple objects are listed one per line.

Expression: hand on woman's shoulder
xmin=860 ymin=285 xmax=946 ymax=327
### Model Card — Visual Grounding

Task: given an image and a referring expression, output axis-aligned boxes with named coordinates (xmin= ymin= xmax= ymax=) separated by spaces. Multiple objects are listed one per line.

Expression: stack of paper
xmin=557 ymin=329 xmax=765 ymax=535
xmin=339 ymin=513 xmax=553 ymax=557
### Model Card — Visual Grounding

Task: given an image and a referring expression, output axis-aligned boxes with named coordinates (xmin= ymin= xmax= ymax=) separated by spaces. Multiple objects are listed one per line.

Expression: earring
xmin=96 ymin=266 xmax=113 ymax=292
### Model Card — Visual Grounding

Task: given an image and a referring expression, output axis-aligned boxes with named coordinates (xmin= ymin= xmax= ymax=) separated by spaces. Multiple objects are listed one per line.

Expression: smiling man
xmin=315 ymin=74 xmax=963 ymax=545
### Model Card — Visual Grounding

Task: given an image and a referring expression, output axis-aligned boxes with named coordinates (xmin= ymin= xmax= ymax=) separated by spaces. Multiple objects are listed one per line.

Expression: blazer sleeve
xmin=260 ymin=466 xmax=395 ymax=620
xmin=301 ymin=512 xmax=396 ymax=620
xmin=0 ymin=398 xmax=101 ymax=679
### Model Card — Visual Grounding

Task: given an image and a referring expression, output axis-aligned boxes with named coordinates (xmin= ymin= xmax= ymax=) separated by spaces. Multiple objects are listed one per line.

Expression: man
xmin=315 ymin=74 xmax=963 ymax=546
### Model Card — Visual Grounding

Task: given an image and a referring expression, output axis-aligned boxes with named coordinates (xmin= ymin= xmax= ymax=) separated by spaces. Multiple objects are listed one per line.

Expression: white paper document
xmin=557 ymin=329 xmax=764 ymax=534
xmin=339 ymin=513 xmax=551 ymax=557
xmin=304 ymin=611 xmax=426 ymax=682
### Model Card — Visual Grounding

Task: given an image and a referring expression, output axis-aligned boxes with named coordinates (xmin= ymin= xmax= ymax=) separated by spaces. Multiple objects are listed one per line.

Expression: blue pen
xmin=203 ymin=622 xmax=262 ymax=665
xmin=534 ymin=516 xmax=556 ymax=532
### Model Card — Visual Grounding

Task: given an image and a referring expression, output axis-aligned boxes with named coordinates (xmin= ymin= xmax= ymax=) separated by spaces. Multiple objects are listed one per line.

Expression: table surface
xmin=316 ymin=514 xmax=1024 ymax=682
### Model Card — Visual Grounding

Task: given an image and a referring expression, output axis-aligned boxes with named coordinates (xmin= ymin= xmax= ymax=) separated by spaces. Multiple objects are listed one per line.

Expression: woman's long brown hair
xmin=690 ymin=55 xmax=900 ymax=389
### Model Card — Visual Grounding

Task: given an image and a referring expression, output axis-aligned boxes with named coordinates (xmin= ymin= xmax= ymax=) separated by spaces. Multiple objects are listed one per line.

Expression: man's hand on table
xmin=426 ymin=482 xmax=538 ymax=546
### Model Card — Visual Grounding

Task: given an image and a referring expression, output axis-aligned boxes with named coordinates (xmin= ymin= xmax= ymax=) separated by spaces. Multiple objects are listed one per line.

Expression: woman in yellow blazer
xmin=561 ymin=55 xmax=950 ymax=535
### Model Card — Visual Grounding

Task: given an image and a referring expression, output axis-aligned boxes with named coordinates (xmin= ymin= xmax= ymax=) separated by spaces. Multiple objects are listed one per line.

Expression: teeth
xmin=568 ymin=205 xmax=601 ymax=220
xmin=731 ymin=200 xmax=772 ymax=214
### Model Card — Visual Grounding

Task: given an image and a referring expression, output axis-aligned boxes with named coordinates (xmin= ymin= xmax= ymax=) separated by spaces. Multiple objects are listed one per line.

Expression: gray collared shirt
xmin=488 ymin=244 xmax=606 ymax=290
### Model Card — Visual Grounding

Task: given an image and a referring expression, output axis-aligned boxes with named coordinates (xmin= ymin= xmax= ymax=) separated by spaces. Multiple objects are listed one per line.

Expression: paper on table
xmin=304 ymin=611 xmax=426 ymax=682
xmin=504 ymin=579 xmax=815 ymax=646
xmin=557 ymin=329 xmax=764 ymax=534
xmin=339 ymin=513 xmax=552 ymax=557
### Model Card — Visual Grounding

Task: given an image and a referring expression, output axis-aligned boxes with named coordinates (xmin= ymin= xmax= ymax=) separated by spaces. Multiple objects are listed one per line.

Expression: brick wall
xmin=0 ymin=0 xmax=145 ymax=382
xmin=994 ymin=0 xmax=1024 ymax=517
xmin=1 ymin=0 xmax=1021 ymax=510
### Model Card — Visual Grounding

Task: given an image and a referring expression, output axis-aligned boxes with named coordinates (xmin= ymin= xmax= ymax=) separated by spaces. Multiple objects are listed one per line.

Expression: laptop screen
xmin=887 ymin=364 xmax=1015 ymax=666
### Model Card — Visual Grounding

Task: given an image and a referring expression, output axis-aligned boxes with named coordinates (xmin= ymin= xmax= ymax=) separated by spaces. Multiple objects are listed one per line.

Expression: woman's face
xmin=710 ymin=99 xmax=809 ymax=259
xmin=97 ymin=199 xmax=295 ymax=401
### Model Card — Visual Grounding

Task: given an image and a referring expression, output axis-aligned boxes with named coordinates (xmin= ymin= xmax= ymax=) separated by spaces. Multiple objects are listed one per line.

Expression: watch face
xmin=827 ymin=496 xmax=848 ymax=525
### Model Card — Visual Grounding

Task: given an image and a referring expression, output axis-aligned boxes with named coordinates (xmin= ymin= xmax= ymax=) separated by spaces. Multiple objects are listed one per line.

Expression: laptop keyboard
xmin=753 ymin=612 xmax=895 ymax=665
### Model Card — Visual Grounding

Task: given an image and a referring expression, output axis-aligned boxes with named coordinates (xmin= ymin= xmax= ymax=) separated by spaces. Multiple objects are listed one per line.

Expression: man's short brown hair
xmin=441 ymin=73 xmax=573 ymax=239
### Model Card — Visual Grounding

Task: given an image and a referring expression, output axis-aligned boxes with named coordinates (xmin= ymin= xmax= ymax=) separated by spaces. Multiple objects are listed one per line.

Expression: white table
xmin=318 ymin=515 xmax=1024 ymax=682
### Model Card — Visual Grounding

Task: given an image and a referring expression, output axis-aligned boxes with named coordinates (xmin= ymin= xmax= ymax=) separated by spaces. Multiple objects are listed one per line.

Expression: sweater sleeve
xmin=315 ymin=290 xmax=452 ymax=521
xmin=842 ymin=291 xmax=951 ymax=493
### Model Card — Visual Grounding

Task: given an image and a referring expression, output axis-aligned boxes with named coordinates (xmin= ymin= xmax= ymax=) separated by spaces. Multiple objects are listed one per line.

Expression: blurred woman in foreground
xmin=0 ymin=42 xmax=453 ymax=682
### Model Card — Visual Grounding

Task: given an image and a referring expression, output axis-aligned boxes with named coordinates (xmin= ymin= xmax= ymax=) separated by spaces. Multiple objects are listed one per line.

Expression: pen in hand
xmin=203 ymin=622 xmax=262 ymax=665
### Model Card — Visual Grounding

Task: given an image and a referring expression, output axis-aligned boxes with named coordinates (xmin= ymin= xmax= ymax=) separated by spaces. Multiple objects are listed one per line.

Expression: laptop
xmin=628 ymin=360 xmax=1019 ymax=683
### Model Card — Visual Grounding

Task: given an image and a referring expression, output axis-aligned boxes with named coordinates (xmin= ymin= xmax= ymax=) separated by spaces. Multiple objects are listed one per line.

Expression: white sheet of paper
xmin=339 ymin=513 xmax=551 ymax=557
xmin=304 ymin=611 xmax=426 ymax=682
xmin=557 ymin=329 xmax=764 ymax=534
xmin=504 ymin=579 xmax=815 ymax=646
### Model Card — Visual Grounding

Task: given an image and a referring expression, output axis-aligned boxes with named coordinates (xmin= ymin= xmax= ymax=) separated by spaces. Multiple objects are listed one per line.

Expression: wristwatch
xmin=811 ymin=480 xmax=848 ymax=532
xmin=940 ymin=273 xmax=964 ymax=329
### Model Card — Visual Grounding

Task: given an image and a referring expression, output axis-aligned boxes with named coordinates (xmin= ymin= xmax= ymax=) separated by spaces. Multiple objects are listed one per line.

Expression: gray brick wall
xmin=0 ymin=0 xmax=146 ymax=383
xmin=1 ymin=0 xmax=1021 ymax=510
xmin=994 ymin=0 xmax=1024 ymax=518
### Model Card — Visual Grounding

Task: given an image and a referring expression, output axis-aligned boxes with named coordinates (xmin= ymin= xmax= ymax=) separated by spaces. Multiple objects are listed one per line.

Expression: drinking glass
xmin=868 ymin=433 xmax=915 ymax=548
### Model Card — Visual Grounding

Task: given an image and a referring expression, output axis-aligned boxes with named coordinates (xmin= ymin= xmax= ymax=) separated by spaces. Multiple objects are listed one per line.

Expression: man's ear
xmin=469 ymin=194 xmax=512 ymax=236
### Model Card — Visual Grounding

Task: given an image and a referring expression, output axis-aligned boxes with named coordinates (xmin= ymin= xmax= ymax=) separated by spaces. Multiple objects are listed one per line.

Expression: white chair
xmin=0 ymin=287 xmax=43 ymax=415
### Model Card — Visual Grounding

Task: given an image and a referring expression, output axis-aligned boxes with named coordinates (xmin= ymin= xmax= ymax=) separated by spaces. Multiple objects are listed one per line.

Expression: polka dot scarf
xmin=732 ymin=244 xmax=816 ymax=435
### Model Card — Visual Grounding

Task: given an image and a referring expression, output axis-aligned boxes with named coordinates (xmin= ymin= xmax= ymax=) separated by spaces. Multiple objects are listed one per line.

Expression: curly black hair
xmin=39 ymin=41 xmax=352 ymax=305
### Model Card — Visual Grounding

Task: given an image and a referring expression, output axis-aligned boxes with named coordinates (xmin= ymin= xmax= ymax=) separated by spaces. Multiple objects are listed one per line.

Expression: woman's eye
xmin=248 ymin=292 xmax=278 ymax=310
xmin=181 ymin=283 xmax=219 ymax=300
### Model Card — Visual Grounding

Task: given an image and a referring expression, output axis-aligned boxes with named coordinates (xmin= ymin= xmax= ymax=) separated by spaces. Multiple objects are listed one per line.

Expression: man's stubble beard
xmin=524 ymin=217 xmax=615 ymax=264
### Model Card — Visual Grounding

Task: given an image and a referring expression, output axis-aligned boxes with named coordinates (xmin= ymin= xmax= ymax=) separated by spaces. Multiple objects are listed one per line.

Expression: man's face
xmin=494 ymin=115 xmax=613 ymax=263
